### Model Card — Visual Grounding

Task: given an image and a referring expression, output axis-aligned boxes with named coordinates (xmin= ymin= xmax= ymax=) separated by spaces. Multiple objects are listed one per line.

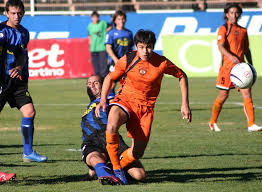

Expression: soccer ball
xmin=230 ymin=62 xmax=257 ymax=89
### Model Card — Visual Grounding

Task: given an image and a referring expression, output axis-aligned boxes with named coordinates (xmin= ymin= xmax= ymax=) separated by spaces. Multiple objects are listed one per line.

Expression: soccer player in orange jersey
xmin=95 ymin=29 xmax=191 ymax=184
xmin=209 ymin=3 xmax=261 ymax=132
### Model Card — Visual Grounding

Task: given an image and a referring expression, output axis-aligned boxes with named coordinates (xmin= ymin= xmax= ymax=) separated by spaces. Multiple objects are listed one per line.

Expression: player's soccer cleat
xmin=248 ymin=124 xmax=262 ymax=132
xmin=23 ymin=151 xmax=47 ymax=162
xmin=0 ymin=172 xmax=16 ymax=183
xmin=98 ymin=176 xmax=122 ymax=185
xmin=209 ymin=123 xmax=221 ymax=132
xmin=114 ymin=169 xmax=128 ymax=185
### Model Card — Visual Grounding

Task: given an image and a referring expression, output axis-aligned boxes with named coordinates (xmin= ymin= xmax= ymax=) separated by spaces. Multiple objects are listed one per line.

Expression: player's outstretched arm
xmin=95 ymin=75 xmax=113 ymax=118
xmin=179 ymin=73 xmax=192 ymax=123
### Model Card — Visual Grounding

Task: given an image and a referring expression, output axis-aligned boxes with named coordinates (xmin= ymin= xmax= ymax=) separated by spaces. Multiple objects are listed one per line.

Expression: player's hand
xmin=230 ymin=56 xmax=240 ymax=64
xmin=95 ymin=100 xmax=107 ymax=118
xmin=181 ymin=104 xmax=192 ymax=123
xmin=9 ymin=66 xmax=22 ymax=79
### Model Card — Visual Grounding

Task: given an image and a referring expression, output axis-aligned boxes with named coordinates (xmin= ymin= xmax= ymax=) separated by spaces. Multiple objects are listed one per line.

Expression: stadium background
xmin=1 ymin=1 xmax=262 ymax=191
xmin=0 ymin=0 xmax=261 ymax=80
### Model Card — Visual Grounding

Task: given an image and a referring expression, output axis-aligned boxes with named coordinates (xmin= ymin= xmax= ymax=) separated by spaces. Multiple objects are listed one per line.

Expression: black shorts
xmin=0 ymin=77 xmax=33 ymax=112
xmin=81 ymin=131 xmax=129 ymax=170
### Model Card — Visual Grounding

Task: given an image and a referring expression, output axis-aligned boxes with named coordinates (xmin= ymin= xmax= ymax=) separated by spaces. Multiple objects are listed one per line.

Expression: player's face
xmin=87 ymin=76 xmax=102 ymax=98
xmin=135 ymin=42 xmax=153 ymax=61
xmin=226 ymin=7 xmax=241 ymax=24
xmin=114 ymin=15 xmax=126 ymax=29
xmin=91 ymin=15 xmax=99 ymax=24
xmin=5 ymin=6 xmax=24 ymax=27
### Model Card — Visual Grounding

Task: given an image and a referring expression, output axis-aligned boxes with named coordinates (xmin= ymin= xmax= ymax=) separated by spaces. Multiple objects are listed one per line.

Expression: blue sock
xmin=94 ymin=163 xmax=114 ymax=178
xmin=21 ymin=117 xmax=34 ymax=155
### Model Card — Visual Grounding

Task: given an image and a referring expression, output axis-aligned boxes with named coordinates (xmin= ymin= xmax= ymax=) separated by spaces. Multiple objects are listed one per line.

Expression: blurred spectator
xmin=88 ymin=11 xmax=109 ymax=78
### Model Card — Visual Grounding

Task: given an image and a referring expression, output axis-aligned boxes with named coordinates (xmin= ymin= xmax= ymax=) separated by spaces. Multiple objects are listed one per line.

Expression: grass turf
xmin=0 ymin=77 xmax=262 ymax=191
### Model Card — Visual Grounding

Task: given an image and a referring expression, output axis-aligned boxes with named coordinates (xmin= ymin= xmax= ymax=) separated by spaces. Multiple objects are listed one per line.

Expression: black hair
xmin=112 ymin=10 xmax=126 ymax=23
xmin=91 ymin=11 xmax=99 ymax=17
xmin=5 ymin=0 xmax=25 ymax=13
xmin=134 ymin=29 xmax=156 ymax=48
xmin=224 ymin=3 xmax=242 ymax=21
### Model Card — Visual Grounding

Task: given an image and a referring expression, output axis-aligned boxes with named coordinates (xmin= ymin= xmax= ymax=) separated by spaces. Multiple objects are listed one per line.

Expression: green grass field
xmin=1 ymin=77 xmax=262 ymax=192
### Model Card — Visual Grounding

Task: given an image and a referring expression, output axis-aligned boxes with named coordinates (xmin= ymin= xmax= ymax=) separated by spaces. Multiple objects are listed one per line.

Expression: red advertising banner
xmin=28 ymin=38 xmax=94 ymax=80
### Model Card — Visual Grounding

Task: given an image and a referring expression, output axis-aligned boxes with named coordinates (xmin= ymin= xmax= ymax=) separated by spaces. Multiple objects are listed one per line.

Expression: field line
xmin=34 ymin=102 xmax=262 ymax=109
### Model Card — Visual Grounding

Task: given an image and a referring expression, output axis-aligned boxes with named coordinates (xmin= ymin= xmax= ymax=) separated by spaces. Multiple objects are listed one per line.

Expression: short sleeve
xmin=109 ymin=55 xmax=127 ymax=81
xmin=164 ymin=59 xmax=184 ymax=78
xmin=105 ymin=30 xmax=113 ymax=45
xmin=217 ymin=25 xmax=226 ymax=45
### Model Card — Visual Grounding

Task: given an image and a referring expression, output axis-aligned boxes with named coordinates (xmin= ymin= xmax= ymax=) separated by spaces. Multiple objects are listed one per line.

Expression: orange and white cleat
xmin=209 ymin=123 xmax=221 ymax=132
xmin=0 ymin=172 xmax=16 ymax=183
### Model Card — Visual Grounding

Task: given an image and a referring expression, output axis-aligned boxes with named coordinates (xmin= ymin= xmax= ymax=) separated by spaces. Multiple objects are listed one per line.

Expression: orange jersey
xmin=217 ymin=21 xmax=249 ymax=67
xmin=109 ymin=51 xmax=184 ymax=106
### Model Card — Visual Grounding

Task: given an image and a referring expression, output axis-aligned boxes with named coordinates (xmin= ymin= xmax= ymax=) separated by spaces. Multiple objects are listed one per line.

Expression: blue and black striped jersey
xmin=0 ymin=23 xmax=23 ymax=84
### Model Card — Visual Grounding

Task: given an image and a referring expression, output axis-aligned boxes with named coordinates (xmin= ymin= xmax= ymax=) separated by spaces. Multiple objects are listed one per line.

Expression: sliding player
xmin=81 ymin=75 xmax=145 ymax=185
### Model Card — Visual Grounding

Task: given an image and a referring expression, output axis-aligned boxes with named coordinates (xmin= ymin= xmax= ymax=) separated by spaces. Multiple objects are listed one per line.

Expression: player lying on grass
xmin=95 ymin=29 xmax=192 ymax=184
xmin=81 ymin=75 xmax=145 ymax=185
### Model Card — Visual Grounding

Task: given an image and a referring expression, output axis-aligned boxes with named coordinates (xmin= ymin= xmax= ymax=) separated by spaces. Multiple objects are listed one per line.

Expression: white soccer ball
xmin=230 ymin=62 xmax=256 ymax=89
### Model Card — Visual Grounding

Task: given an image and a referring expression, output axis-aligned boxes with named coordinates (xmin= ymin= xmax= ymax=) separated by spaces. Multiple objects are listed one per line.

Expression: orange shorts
xmin=109 ymin=95 xmax=154 ymax=142
xmin=216 ymin=63 xmax=235 ymax=90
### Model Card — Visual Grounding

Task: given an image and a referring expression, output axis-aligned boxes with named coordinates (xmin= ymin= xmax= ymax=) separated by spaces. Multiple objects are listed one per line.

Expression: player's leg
xmin=106 ymin=105 xmax=128 ymax=184
xmin=125 ymin=160 xmax=146 ymax=181
xmin=91 ymin=52 xmax=100 ymax=76
xmin=209 ymin=89 xmax=229 ymax=131
xmin=82 ymin=138 xmax=121 ymax=185
xmin=98 ymin=51 xmax=109 ymax=78
xmin=19 ymin=103 xmax=47 ymax=162
xmin=85 ymin=151 xmax=121 ymax=185
xmin=240 ymin=88 xmax=262 ymax=132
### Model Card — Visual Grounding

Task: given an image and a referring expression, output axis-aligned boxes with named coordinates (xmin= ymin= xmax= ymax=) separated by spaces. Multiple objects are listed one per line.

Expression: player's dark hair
xmin=5 ymin=0 xmax=25 ymax=13
xmin=112 ymin=10 xmax=126 ymax=23
xmin=223 ymin=3 xmax=242 ymax=21
xmin=91 ymin=11 xmax=99 ymax=17
xmin=134 ymin=29 xmax=156 ymax=48
xmin=87 ymin=75 xmax=103 ymax=101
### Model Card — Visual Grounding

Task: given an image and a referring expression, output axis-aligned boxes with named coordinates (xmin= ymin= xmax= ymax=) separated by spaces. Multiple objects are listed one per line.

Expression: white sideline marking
xmin=34 ymin=102 xmax=262 ymax=109
xmin=65 ymin=148 xmax=81 ymax=152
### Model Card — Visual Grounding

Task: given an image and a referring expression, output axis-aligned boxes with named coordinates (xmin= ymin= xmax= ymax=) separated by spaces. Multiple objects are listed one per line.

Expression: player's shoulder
xmin=123 ymin=28 xmax=133 ymax=34
xmin=18 ymin=25 xmax=29 ymax=35
xmin=236 ymin=24 xmax=247 ymax=31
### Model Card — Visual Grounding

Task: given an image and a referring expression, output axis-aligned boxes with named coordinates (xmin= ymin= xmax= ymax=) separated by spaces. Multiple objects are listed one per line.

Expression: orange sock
xmin=210 ymin=97 xmax=223 ymax=124
xmin=243 ymin=98 xmax=254 ymax=127
xmin=120 ymin=148 xmax=136 ymax=168
xmin=106 ymin=131 xmax=121 ymax=170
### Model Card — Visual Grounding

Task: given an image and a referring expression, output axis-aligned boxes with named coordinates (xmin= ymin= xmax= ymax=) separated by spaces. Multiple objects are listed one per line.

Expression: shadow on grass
xmin=15 ymin=174 xmax=90 ymax=186
xmin=143 ymin=152 xmax=262 ymax=160
xmin=0 ymin=163 xmax=35 ymax=168
xmin=144 ymin=166 xmax=262 ymax=183
xmin=0 ymin=143 xmax=75 ymax=149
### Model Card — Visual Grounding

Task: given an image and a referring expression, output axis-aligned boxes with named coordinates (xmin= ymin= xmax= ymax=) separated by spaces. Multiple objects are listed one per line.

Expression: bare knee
xmin=132 ymin=169 xmax=146 ymax=181
xmin=20 ymin=104 xmax=35 ymax=118
xmin=127 ymin=167 xmax=146 ymax=181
